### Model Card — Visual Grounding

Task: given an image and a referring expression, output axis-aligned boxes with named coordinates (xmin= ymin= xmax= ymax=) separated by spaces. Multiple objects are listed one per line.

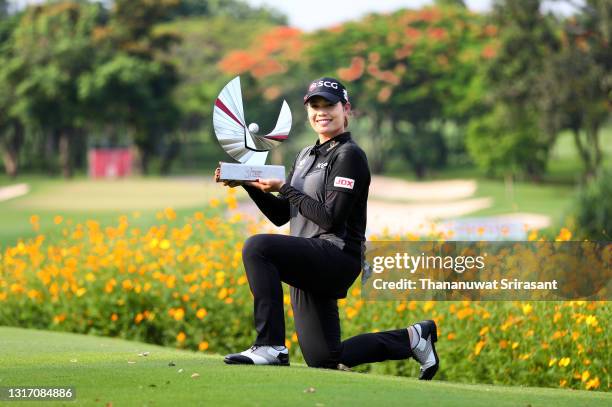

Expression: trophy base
xmin=219 ymin=162 xmax=285 ymax=181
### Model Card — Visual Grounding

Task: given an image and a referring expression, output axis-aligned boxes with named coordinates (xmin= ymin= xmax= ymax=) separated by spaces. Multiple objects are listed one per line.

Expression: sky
xmin=11 ymin=0 xmax=582 ymax=31
xmin=243 ymin=0 xmax=582 ymax=31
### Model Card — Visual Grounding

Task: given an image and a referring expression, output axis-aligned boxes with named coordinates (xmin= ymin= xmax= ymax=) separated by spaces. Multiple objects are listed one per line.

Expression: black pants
xmin=242 ymin=234 xmax=412 ymax=369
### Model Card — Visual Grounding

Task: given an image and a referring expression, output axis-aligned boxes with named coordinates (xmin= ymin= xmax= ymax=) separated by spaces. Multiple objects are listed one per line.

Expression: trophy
xmin=213 ymin=76 xmax=291 ymax=181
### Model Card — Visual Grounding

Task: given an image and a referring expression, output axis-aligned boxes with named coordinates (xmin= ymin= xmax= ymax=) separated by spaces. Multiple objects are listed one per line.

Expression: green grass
xmin=462 ymin=180 xmax=575 ymax=221
xmin=0 ymin=327 xmax=609 ymax=407
xmin=0 ymin=175 xmax=244 ymax=248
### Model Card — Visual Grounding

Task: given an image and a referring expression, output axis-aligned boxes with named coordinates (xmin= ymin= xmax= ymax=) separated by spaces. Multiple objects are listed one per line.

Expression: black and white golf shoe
xmin=411 ymin=320 xmax=439 ymax=380
xmin=224 ymin=345 xmax=289 ymax=366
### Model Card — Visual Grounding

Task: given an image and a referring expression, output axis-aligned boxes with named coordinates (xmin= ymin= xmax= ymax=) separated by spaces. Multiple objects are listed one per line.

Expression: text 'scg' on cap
xmin=304 ymin=77 xmax=349 ymax=105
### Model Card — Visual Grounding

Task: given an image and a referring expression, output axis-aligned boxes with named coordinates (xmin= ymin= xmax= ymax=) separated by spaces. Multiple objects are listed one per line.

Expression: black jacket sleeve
xmin=279 ymin=148 xmax=370 ymax=231
xmin=242 ymin=185 xmax=290 ymax=226
xmin=240 ymin=153 xmax=301 ymax=227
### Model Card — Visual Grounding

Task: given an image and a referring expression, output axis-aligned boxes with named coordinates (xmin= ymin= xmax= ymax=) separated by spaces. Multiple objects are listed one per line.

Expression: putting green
xmin=4 ymin=178 xmax=234 ymax=211
xmin=0 ymin=327 xmax=609 ymax=407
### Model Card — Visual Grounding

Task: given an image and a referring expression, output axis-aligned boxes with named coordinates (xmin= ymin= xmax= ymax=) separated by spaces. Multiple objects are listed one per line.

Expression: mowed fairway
xmin=0 ymin=176 xmax=242 ymax=246
xmin=0 ymin=327 xmax=609 ymax=407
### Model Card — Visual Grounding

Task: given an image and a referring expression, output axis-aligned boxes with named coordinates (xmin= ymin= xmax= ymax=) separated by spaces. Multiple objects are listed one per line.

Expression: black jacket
xmin=243 ymin=132 xmax=370 ymax=257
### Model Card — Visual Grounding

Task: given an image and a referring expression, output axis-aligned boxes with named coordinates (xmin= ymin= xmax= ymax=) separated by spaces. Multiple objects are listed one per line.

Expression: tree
xmin=81 ymin=0 xmax=181 ymax=174
xmin=163 ymin=14 xmax=287 ymax=136
xmin=470 ymin=0 xmax=562 ymax=180
xmin=218 ymin=25 xmax=310 ymax=165
xmin=1 ymin=0 xmax=8 ymax=19
xmin=171 ymin=0 xmax=286 ymax=24
xmin=303 ymin=5 xmax=491 ymax=177
xmin=539 ymin=0 xmax=611 ymax=179
xmin=8 ymin=1 xmax=103 ymax=177
xmin=0 ymin=8 xmax=23 ymax=177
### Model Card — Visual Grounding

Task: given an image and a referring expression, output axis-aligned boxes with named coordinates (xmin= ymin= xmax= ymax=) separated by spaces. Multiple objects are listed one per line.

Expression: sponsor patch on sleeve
xmin=333 ymin=176 xmax=355 ymax=190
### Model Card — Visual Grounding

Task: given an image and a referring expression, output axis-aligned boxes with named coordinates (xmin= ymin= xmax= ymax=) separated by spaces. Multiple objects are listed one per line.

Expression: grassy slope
xmin=0 ymin=327 xmax=609 ymax=407
xmin=0 ymin=176 xmax=241 ymax=248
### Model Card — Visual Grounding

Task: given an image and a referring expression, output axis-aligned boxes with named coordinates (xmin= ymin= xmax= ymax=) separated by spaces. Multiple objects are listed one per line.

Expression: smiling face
xmin=306 ymin=96 xmax=350 ymax=141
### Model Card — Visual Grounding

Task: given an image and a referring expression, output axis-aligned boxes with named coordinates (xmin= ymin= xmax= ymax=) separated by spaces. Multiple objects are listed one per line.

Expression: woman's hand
xmin=248 ymin=178 xmax=285 ymax=193
xmin=214 ymin=167 xmax=243 ymax=188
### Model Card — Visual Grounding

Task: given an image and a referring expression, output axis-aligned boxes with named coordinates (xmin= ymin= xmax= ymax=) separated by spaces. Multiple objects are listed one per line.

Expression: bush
xmin=0 ymin=198 xmax=608 ymax=391
xmin=569 ymin=169 xmax=612 ymax=240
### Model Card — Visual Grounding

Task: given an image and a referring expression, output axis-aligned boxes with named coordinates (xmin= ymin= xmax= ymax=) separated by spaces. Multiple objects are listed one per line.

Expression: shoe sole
xmin=419 ymin=320 xmax=439 ymax=381
xmin=224 ymin=357 xmax=290 ymax=366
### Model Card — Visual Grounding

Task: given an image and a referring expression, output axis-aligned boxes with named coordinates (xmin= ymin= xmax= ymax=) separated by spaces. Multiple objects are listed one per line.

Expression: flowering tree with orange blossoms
xmin=218 ymin=6 xmax=496 ymax=175
xmin=305 ymin=5 xmax=496 ymax=176
xmin=218 ymin=26 xmax=313 ymax=156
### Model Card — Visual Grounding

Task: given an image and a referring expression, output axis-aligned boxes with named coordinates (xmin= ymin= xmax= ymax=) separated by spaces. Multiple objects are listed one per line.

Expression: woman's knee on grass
xmin=301 ymin=344 xmax=340 ymax=369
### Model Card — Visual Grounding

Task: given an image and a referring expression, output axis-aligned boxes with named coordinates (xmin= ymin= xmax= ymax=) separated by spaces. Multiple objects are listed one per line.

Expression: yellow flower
xmin=555 ymin=228 xmax=572 ymax=241
xmin=173 ymin=308 xmax=185 ymax=321
xmin=474 ymin=340 xmax=485 ymax=356
xmin=521 ymin=304 xmax=532 ymax=315
xmin=159 ymin=239 xmax=171 ymax=250
xmin=548 ymin=358 xmax=557 ymax=367
xmin=558 ymin=357 xmax=571 ymax=367
xmin=585 ymin=315 xmax=598 ymax=327
xmin=423 ymin=301 xmax=435 ymax=312
xmin=54 ymin=215 xmax=63 ymax=225
xmin=176 ymin=332 xmax=186 ymax=343
xmin=217 ymin=287 xmax=228 ymax=300
xmin=447 ymin=333 xmax=456 ymax=340
xmin=149 ymin=238 xmax=159 ymax=249
xmin=209 ymin=198 xmax=220 ymax=208
xmin=456 ymin=307 xmax=473 ymax=319
xmin=198 ymin=341 xmax=209 ymax=351
xmin=122 ymin=279 xmax=133 ymax=291
xmin=581 ymin=371 xmax=590 ymax=383
xmin=585 ymin=377 xmax=600 ymax=390
xmin=111 ymin=313 xmax=118 ymax=322
xmin=527 ymin=230 xmax=538 ymax=241
xmin=164 ymin=207 xmax=177 ymax=221
xmin=511 ymin=342 xmax=519 ymax=350
xmin=552 ymin=330 xmax=566 ymax=340
xmin=196 ymin=308 xmax=207 ymax=319
xmin=53 ymin=314 xmax=66 ymax=324
xmin=479 ymin=326 xmax=489 ymax=336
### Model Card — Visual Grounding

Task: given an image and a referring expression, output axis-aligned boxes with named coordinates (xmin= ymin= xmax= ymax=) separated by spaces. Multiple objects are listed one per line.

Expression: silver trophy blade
xmin=213 ymin=76 xmax=292 ymax=165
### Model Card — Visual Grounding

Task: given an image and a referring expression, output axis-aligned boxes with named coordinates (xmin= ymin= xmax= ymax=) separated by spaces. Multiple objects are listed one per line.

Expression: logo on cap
xmin=308 ymin=83 xmax=317 ymax=92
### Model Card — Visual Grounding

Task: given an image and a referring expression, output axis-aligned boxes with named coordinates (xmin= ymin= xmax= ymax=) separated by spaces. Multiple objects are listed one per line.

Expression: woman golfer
xmin=215 ymin=77 xmax=439 ymax=380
